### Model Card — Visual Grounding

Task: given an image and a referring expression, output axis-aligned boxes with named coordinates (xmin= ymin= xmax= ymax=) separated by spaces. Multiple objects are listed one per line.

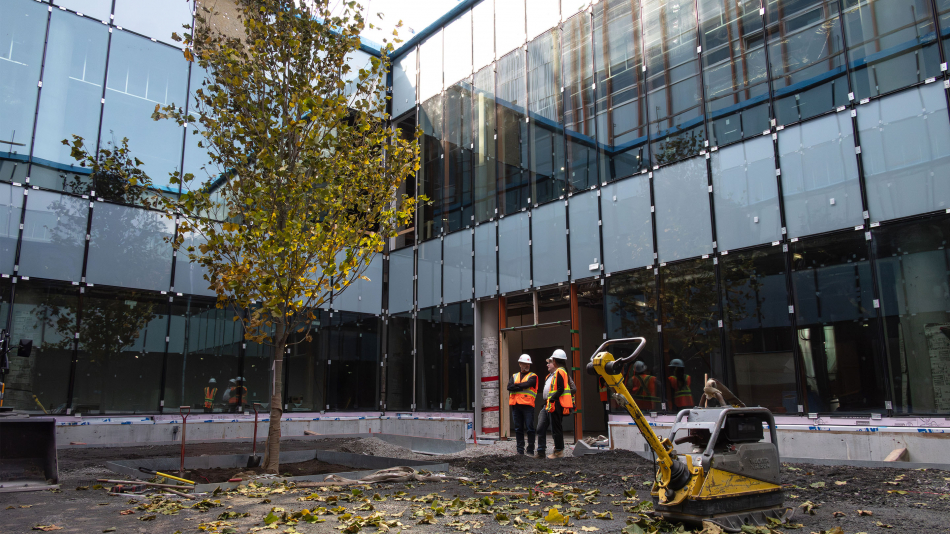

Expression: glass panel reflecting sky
xmin=472 ymin=0 xmax=495 ymax=70
xmin=473 ymin=66 xmax=496 ymax=223
xmin=527 ymin=30 xmax=565 ymax=205
xmin=564 ymin=12 xmax=597 ymax=190
xmin=495 ymin=0 xmax=526 ymax=59
xmin=86 ymin=202 xmax=174 ymax=291
xmin=113 ymin=0 xmax=193 ymax=47
xmin=419 ymin=32 xmax=443 ymax=102
xmin=531 ymin=200 xmax=567 ymax=287
xmin=18 ymin=190 xmax=87 ymax=283
xmin=0 ymin=1 xmax=47 ymax=161
xmin=569 ymin=190 xmax=602 ymax=279
xmin=392 ymin=48 xmax=416 ymax=119
xmin=443 ymin=10 xmax=472 ymax=87
xmin=499 ymin=211 xmax=530 ymax=293
xmin=711 ymin=136 xmax=782 ymax=251
xmin=443 ymin=229 xmax=473 ymax=304
xmin=0 ymin=184 xmax=23 ymax=275
xmin=474 ymin=223 xmax=497 ymax=298
xmin=417 ymin=239 xmax=441 ymax=308
xmin=497 ymin=50 xmax=529 ymax=214
xmin=388 ymin=247 xmax=414 ymax=313
xmin=653 ymin=158 xmax=713 ymax=262
xmin=602 ymin=174 xmax=654 ymax=272
xmin=54 ymin=0 xmax=113 ymax=22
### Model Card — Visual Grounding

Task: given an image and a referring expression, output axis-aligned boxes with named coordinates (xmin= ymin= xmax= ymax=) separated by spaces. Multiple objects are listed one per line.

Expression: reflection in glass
xmin=54 ymin=0 xmax=113 ymax=22
xmin=874 ymin=218 xmax=950 ymax=414
xmin=1 ymin=184 xmax=23 ymax=275
xmin=443 ymin=303 xmax=475 ymax=411
xmin=711 ymin=136 xmax=781 ymax=251
xmin=416 ymin=306 xmax=443 ymax=410
xmin=473 ymin=67 xmax=496 ymax=222
xmin=73 ymin=287 xmax=168 ymax=413
xmin=472 ymin=0 xmax=495 ymax=70
xmin=86 ymin=202 xmax=174 ymax=292
xmin=843 ymin=0 xmax=939 ymax=100
xmin=790 ymin=232 xmax=885 ymax=412
xmin=101 ymin=31 xmax=187 ymax=191
xmin=495 ymin=0 xmax=526 ymax=58
xmin=497 ymin=51 xmax=529 ymax=214
xmin=284 ymin=312 xmax=327 ymax=412
xmin=389 ymin=247 xmax=414 ymax=314
xmin=333 ymin=253 xmax=383 ymax=315
xmin=419 ymin=95 xmax=443 ymax=239
xmin=593 ymin=0 xmax=649 ymax=182
xmin=0 ymin=279 xmax=8 ymax=330
xmin=445 ymin=80 xmax=474 ymax=232
xmin=444 ymin=11 xmax=472 ymax=87
xmin=325 ymin=313 xmax=378 ymax=410
xmin=474 ymin=223 xmax=497 ymax=298
xmin=18 ymin=190 xmax=88 ymax=283
xmin=778 ymin=112 xmax=862 ymax=238
xmin=563 ymin=12 xmax=597 ymax=190
xmin=6 ymin=280 xmax=77 ymax=413
xmin=174 ymin=228 xmax=215 ymax=297
xmin=569 ymin=190 xmax=602 ymax=280
xmin=643 ymin=0 xmax=706 ymax=165
xmin=766 ymin=0 xmax=848 ymax=126
xmin=605 ymin=269 xmax=662 ymax=412
xmin=164 ymin=298 xmax=242 ymax=412
xmin=653 ymin=158 xmax=713 ymax=262
xmin=527 ymin=30 xmax=565 ymax=204
xmin=392 ymin=49 xmax=416 ymax=119
xmin=659 ymin=259 xmax=717 ymax=409
xmin=387 ymin=312 xmax=413 ymax=410
xmin=182 ymin=66 xmax=218 ymax=183
xmin=531 ymin=201 xmax=567 ymax=287
xmin=720 ymin=247 xmax=797 ymax=413
xmin=602 ymin=175 xmax=654 ymax=273
xmin=858 ymin=84 xmax=950 ymax=221
xmin=31 ymin=11 xmax=107 ymax=193
xmin=939 ymin=0 xmax=950 ymax=60
xmin=418 ymin=32 xmax=443 ymax=102
xmin=0 ymin=1 xmax=47 ymax=169
xmin=418 ymin=239 xmax=441 ymax=309
xmin=526 ymin=0 xmax=560 ymax=40
xmin=443 ymin=230 xmax=473 ymax=304
xmin=699 ymin=0 xmax=770 ymax=146
xmin=113 ymin=0 xmax=192 ymax=47
xmin=499 ymin=212 xmax=531 ymax=293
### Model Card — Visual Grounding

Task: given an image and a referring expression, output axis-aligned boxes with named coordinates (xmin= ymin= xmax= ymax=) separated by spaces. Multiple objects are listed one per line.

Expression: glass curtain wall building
xmin=4 ymin=0 xmax=950 ymax=421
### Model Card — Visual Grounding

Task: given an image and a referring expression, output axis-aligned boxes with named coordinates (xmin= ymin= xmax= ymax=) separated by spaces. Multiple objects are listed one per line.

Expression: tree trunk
xmin=263 ymin=322 xmax=286 ymax=473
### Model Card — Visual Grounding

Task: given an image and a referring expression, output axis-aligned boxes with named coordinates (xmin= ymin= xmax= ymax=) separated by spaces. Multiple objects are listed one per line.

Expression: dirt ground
xmin=1 ymin=438 xmax=949 ymax=533
xmin=185 ymin=459 xmax=357 ymax=484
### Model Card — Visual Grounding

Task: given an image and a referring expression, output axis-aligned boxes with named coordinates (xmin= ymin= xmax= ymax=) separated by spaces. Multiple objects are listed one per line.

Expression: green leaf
xmin=263 ymin=511 xmax=280 ymax=525
xmin=544 ymin=507 xmax=568 ymax=526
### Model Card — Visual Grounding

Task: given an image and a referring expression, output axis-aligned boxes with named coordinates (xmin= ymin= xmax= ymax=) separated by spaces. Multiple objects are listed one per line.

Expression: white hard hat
xmin=518 ymin=354 xmax=532 ymax=364
xmin=551 ymin=349 xmax=568 ymax=361
xmin=209 ymin=378 xmax=217 ymax=384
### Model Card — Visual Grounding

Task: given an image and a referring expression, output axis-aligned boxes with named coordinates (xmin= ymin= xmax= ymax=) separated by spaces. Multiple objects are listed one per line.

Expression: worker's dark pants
xmin=536 ymin=408 xmax=564 ymax=453
xmin=511 ymin=405 xmax=535 ymax=454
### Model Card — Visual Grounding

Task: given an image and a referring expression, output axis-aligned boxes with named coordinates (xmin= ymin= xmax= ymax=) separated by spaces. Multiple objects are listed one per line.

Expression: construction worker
xmin=628 ymin=361 xmax=660 ymax=411
xmin=226 ymin=377 xmax=248 ymax=413
xmin=507 ymin=354 xmax=538 ymax=456
xmin=667 ymin=359 xmax=694 ymax=410
xmin=536 ymin=349 xmax=573 ymax=459
xmin=203 ymin=378 xmax=218 ymax=413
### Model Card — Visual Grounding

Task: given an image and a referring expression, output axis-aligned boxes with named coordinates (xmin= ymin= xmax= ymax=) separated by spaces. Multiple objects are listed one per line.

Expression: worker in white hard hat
xmin=507 ymin=354 xmax=538 ymax=455
xmin=535 ymin=348 xmax=574 ymax=459
xmin=203 ymin=378 xmax=218 ymax=413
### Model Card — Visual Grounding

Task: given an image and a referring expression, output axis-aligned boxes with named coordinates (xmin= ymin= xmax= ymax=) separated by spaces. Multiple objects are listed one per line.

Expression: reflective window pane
xmin=113 ymin=0 xmax=193 ymax=47
xmin=86 ymin=202 xmax=174 ymax=292
xmin=174 ymin=229 xmax=214 ymax=297
xmin=1 ymin=184 xmax=23 ymax=275
xmin=389 ymin=247 xmax=414 ymax=314
xmin=53 ymin=0 xmax=113 ymax=22
xmin=419 ymin=32 xmax=443 ymax=102
xmin=643 ymin=0 xmax=706 ymax=165
xmin=499 ymin=211 xmax=531 ymax=293
xmin=778 ymin=112 xmax=863 ymax=238
xmin=699 ymin=0 xmax=770 ymax=146
xmin=593 ymin=0 xmax=649 ymax=184
xmin=569 ymin=190 xmax=602 ymax=280
xmin=711 ymin=136 xmax=781 ymax=251
xmin=653 ymin=158 xmax=713 ymax=262
xmin=443 ymin=230 xmax=473 ymax=304
xmin=497 ymin=50 xmax=529 ymax=214
xmin=419 ymin=95 xmax=444 ymax=239
xmin=527 ymin=30 xmax=565 ymax=204
xmin=285 ymin=313 xmax=326 ymax=412
xmin=444 ymin=11 xmax=473 ymax=87
xmin=472 ymin=0 xmax=495 ymax=70
xmin=392 ymin=48 xmax=417 ymax=119
xmin=720 ymin=247 xmax=797 ymax=413
xmin=766 ymin=0 xmax=848 ymax=126
xmin=474 ymin=223 xmax=497 ymax=298
xmin=325 ymin=313 xmax=378 ymax=410
xmin=416 ymin=306 xmax=443 ymax=409
xmin=858 ymin=84 xmax=950 ymax=221
xmin=495 ymin=0 xmax=526 ymax=58
xmin=445 ymin=80 xmax=474 ymax=232
xmin=526 ymin=0 xmax=559 ymax=41
xmin=790 ymin=232 xmax=886 ymax=413
xmin=73 ymin=287 xmax=168 ymax=413
xmin=334 ymin=253 xmax=383 ymax=315
xmin=940 ymin=0 xmax=950 ymax=60
xmin=386 ymin=312 xmax=414 ymax=410
xmin=605 ymin=269 xmax=663 ymax=412
xmin=182 ymin=66 xmax=217 ymax=183
xmin=18 ymin=190 xmax=87 ymax=283
xmin=843 ymin=0 xmax=939 ymax=100
xmin=418 ymin=239 xmax=442 ymax=309
xmin=602 ymin=175 xmax=654 ymax=272
xmin=101 ymin=31 xmax=188 ymax=191
xmin=0 ymin=1 xmax=47 ymax=165
xmin=473 ymin=66 xmax=496 ymax=222
xmin=563 ymin=12 xmax=597 ymax=190
xmin=531 ymin=200 xmax=567 ymax=287
xmin=31 ymin=11 xmax=108 ymax=192
xmin=443 ymin=303 xmax=475 ymax=411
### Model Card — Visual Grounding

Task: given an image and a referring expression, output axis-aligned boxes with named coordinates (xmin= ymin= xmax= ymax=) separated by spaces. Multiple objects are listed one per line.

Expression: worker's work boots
xmin=547 ymin=450 xmax=564 ymax=459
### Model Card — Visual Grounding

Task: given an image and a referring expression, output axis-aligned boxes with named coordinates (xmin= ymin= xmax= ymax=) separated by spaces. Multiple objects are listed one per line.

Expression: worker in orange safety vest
xmin=507 ymin=354 xmax=538 ymax=455
xmin=628 ymin=361 xmax=660 ymax=412
xmin=537 ymin=349 xmax=573 ymax=459
xmin=203 ymin=378 xmax=218 ymax=412
xmin=667 ymin=359 xmax=693 ymax=409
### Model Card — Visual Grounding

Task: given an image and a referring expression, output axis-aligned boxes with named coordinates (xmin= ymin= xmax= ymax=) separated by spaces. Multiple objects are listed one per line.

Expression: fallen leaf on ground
xmin=593 ymin=511 xmax=612 ymax=520
xmin=887 ymin=490 xmax=908 ymax=495
xmin=833 ymin=511 xmax=845 ymax=517
xmin=581 ymin=527 xmax=600 ymax=532
xmin=810 ymin=482 xmax=825 ymax=489
xmin=138 ymin=515 xmax=156 ymax=521
xmin=799 ymin=501 xmax=819 ymax=515
xmin=858 ymin=510 xmax=873 ymax=516
xmin=119 ymin=510 xmax=135 ymax=515
xmin=544 ymin=507 xmax=568 ymax=526
xmin=103 ymin=528 xmax=116 ymax=533
xmin=875 ymin=521 xmax=893 ymax=528
xmin=32 ymin=527 xmax=63 ymax=532
xmin=697 ymin=521 xmax=723 ymax=534
xmin=834 ymin=481 xmax=847 ymax=486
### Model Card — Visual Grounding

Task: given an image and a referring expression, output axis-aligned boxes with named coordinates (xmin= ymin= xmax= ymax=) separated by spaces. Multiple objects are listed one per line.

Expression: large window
xmin=527 ymin=30 xmax=565 ymax=205
xmin=569 ymin=190 xmax=602 ymax=280
xmin=415 ymin=306 xmax=443 ymax=410
xmin=325 ymin=313 xmax=379 ymax=411
xmin=443 ymin=229 xmax=473 ymax=304
xmin=284 ymin=313 xmax=328 ymax=413
xmin=418 ymin=239 xmax=442 ymax=309
xmin=1 ymin=1 xmax=47 ymax=177
xmin=653 ymin=158 xmax=713 ymax=263
xmin=1 ymin=184 xmax=24 ymax=275
xmin=474 ymin=223 xmax=497 ymax=298
xmin=443 ymin=303 xmax=475 ymax=412
xmin=473 ymin=66 xmax=496 ymax=223
xmin=445 ymin=80 xmax=474 ymax=232
xmin=497 ymin=51 xmax=529 ymax=214
xmin=388 ymin=247 xmax=414 ymax=314
xmin=18 ymin=190 xmax=88 ymax=283
xmin=711 ymin=136 xmax=782 ymax=251
xmin=602 ymin=175 xmax=654 ymax=273
xmin=55 ymin=0 xmax=113 ymax=22
xmin=86 ymin=202 xmax=174 ymax=292
xmin=531 ymin=201 xmax=568 ymax=287
xmin=113 ymin=0 xmax=192 ymax=47
xmin=419 ymin=96 xmax=444 ymax=239
xmin=606 ymin=269 xmax=663 ymax=412
xmin=563 ymin=12 xmax=597 ymax=191
xmin=499 ymin=212 xmax=531 ymax=293
xmin=386 ymin=312 xmax=414 ymax=410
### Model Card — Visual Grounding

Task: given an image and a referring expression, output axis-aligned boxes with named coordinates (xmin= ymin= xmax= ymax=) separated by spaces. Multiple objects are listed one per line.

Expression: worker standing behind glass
xmin=203 ymin=378 xmax=218 ymax=413
xmin=628 ymin=361 xmax=660 ymax=412
xmin=667 ymin=358 xmax=694 ymax=410
xmin=506 ymin=354 xmax=538 ymax=456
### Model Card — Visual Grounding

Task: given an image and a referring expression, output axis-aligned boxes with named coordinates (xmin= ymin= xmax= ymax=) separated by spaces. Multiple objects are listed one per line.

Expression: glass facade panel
xmin=653 ymin=158 xmax=713 ymax=262
xmin=720 ymin=247 xmax=797 ymax=413
xmin=388 ymin=247 xmax=414 ymax=314
xmin=445 ymin=80 xmax=474 ymax=232
xmin=473 ymin=66 xmax=496 ymax=222
xmin=73 ymin=287 xmax=168 ymax=414
xmin=418 ymin=32 xmax=443 ymax=102
xmin=334 ymin=253 xmax=383 ymax=315
xmin=18 ymin=190 xmax=87 ymax=283
xmin=444 ymin=11 xmax=473 ymax=87
xmin=843 ymin=0 xmax=939 ymax=101
xmin=285 ymin=314 xmax=326 ymax=412
xmin=766 ymin=0 xmax=848 ymax=126
xmin=527 ymin=30 xmax=565 ymax=204
xmin=659 ymin=258 xmax=717 ymax=409
xmin=497 ymin=50 xmax=529 ymax=214
xmin=499 ymin=212 xmax=531 ymax=293
xmin=778 ymin=112 xmax=863 ymax=238
xmin=101 ymin=31 xmax=188 ymax=191
xmin=415 ymin=306 xmax=443 ymax=410
xmin=54 ymin=0 xmax=113 ymax=21
xmin=417 ymin=239 xmax=442 ymax=309
xmin=6 ymin=280 xmax=77 ymax=413
xmin=474 ymin=223 xmax=497 ymax=298
xmin=874 ymin=217 xmax=950 ymax=414
xmin=643 ymin=0 xmax=706 ymax=165
xmin=392 ymin=48 xmax=416 ymax=119
xmin=472 ymin=0 xmax=495 ymax=70
xmin=790 ymin=232 xmax=886 ymax=413
xmin=164 ymin=298 xmax=242 ymax=413
xmin=563 ymin=12 xmax=597 ymax=191
xmin=31 ymin=10 xmax=107 ymax=193
xmin=182 ymin=66 xmax=216 ymax=182
xmin=940 ymin=0 xmax=950 ymax=60
xmin=325 ymin=313 xmax=378 ymax=410
xmin=86 ymin=202 xmax=174 ymax=292
xmin=526 ymin=0 xmax=559 ymax=41
xmin=602 ymin=175 xmax=654 ymax=273
xmin=113 ymin=0 xmax=192 ymax=47
xmin=495 ymin=0 xmax=526 ymax=58
xmin=605 ymin=269 xmax=663 ymax=412
xmin=711 ymin=136 xmax=782 ymax=251
xmin=419 ymin=95 xmax=443 ymax=239
xmin=699 ymin=0 xmax=770 ymax=147
xmin=443 ymin=229 xmax=473 ymax=304
xmin=858 ymin=84 xmax=950 ymax=221
xmin=386 ymin=312 xmax=413 ymax=410
xmin=0 ymin=1 xmax=47 ymax=168
xmin=1 ymin=184 xmax=23 ymax=275
xmin=174 ymin=229 xmax=215 ymax=297
xmin=443 ymin=302 xmax=475 ymax=411
xmin=593 ymin=0 xmax=649 ymax=184
xmin=531 ymin=200 xmax=567 ymax=287
xmin=569 ymin=190 xmax=601 ymax=280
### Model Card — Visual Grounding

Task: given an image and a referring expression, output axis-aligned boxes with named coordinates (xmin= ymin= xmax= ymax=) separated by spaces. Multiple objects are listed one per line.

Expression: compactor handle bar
xmin=586 ymin=337 xmax=647 ymax=376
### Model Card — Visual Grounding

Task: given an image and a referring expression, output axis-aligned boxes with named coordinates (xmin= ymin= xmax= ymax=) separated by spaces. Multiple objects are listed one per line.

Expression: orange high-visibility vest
xmin=509 ymin=372 xmax=538 ymax=407
xmin=629 ymin=374 xmax=659 ymax=411
xmin=546 ymin=367 xmax=574 ymax=414
xmin=668 ymin=375 xmax=693 ymax=408
xmin=598 ymin=376 xmax=609 ymax=402
xmin=203 ymin=387 xmax=217 ymax=409
xmin=228 ymin=386 xmax=247 ymax=405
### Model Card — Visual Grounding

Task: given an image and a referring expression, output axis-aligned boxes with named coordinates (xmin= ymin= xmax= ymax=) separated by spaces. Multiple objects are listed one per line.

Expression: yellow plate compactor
xmin=586 ymin=337 xmax=792 ymax=532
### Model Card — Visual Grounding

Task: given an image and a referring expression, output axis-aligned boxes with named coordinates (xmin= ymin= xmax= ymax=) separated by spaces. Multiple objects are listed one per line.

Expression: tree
xmin=66 ymin=0 xmax=419 ymax=472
